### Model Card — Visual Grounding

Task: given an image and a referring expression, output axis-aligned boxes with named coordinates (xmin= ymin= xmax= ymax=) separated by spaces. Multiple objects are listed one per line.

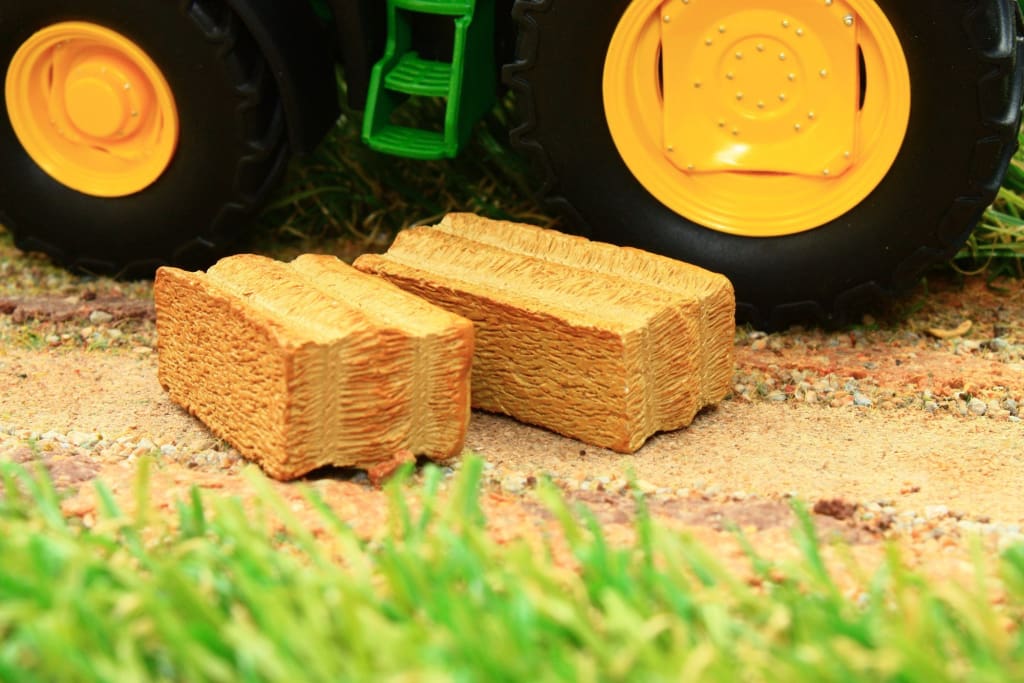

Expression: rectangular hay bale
xmin=354 ymin=213 xmax=735 ymax=452
xmin=154 ymin=253 xmax=474 ymax=480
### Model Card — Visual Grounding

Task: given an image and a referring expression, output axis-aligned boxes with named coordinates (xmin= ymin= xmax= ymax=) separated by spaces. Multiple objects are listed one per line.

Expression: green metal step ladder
xmin=362 ymin=0 xmax=495 ymax=159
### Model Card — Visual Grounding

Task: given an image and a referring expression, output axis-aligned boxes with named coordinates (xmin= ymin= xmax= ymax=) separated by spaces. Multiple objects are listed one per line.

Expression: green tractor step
xmin=362 ymin=0 xmax=495 ymax=160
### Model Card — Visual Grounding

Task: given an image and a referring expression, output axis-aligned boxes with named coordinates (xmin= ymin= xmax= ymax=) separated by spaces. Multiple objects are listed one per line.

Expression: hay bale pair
xmin=155 ymin=215 xmax=734 ymax=480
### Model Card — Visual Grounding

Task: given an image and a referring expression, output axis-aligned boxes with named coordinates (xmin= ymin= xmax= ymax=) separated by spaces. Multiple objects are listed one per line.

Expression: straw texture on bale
xmin=154 ymin=253 xmax=474 ymax=480
xmin=354 ymin=213 xmax=735 ymax=452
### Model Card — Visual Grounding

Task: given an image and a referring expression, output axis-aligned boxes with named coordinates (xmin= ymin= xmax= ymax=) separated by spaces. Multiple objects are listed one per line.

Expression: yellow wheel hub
xmin=5 ymin=21 xmax=179 ymax=197
xmin=604 ymin=0 xmax=911 ymax=237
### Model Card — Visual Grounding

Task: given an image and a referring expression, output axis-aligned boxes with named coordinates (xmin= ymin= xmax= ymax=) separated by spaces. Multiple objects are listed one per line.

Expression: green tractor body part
xmin=362 ymin=0 xmax=496 ymax=159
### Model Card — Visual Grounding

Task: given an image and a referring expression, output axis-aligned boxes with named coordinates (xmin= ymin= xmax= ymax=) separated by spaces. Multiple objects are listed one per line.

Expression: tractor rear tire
xmin=0 ymin=0 xmax=288 ymax=277
xmin=505 ymin=0 xmax=1024 ymax=328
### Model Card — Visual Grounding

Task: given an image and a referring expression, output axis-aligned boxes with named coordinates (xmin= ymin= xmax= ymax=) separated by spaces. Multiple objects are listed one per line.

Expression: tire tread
xmin=10 ymin=0 xmax=288 ymax=277
xmin=504 ymin=0 xmax=1024 ymax=328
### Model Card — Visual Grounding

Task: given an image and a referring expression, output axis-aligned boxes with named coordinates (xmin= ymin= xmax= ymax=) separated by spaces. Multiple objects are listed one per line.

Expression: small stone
xmin=831 ymin=394 xmax=854 ymax=408
xmin=132 ymin=346 xmax=153 ymax=355
xmin=635 ymin=480 xmax=659 ymax=495
xmin=924 ymin=505 xmax=949 ymax=520
xmin=604 ymin=479 xmax=628 ymax=494
xmin=1002 ymin=398 xmax=1019 ymax=417
xmin=500 ymin=472 xmax=527 ymax=494
xmin=988 ymin=338 xmax=1010 ymax=352
xmin=67 ymin=430 xmax=98 ymax=448
xmin=967 ymin=398 xmax=987 ymax=416
xmin=924 ymin=400 xmax=939 ymax=414
xmin=79 ymin=326 xmax=95 ymax=338
xmin=89 ymin=310 xmax=113 ymax=325
xmin=853 ymin=393 xmax=873 ymax=407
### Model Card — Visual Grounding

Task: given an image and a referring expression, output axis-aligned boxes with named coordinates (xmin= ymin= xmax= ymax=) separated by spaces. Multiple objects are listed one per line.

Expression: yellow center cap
xmin=65 ymin=69 xmax=127 ymax=138
xmin=661 ymin=0 xmax=860 ymax=177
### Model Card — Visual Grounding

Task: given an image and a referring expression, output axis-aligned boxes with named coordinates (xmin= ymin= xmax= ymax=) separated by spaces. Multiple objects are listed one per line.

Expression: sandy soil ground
xmin=2 ymin=259 xmax=1023 ymax=586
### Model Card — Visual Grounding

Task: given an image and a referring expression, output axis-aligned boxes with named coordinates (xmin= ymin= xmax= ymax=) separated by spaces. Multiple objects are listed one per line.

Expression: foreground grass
xmin=1 ymin=458 xmax=1022 ymax=682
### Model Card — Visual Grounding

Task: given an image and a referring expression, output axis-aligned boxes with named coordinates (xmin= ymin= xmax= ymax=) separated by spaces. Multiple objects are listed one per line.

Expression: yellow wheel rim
xmin=604 ymin=0 xmax=910 ymax=237
xmin=5 ymin=21 xmax=179 ymax=197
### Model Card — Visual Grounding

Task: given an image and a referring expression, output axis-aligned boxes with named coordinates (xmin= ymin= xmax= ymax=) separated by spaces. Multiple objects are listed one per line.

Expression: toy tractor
xmin=2 ymin=0 xmax=1022 ymax=326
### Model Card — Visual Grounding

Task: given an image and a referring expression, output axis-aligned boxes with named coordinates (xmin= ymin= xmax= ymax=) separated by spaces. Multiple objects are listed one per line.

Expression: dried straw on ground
xmin=355 ymin=213 xmax=734 ymax=452
xmin=154 ymin=253 xmax=473 ymax=480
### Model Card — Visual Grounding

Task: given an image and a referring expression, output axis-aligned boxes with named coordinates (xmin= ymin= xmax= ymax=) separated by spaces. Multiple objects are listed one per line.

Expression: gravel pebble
xmin=67 ymin=430 xmax=98 ymax=448
xmin=1003 ymin=398 xmax=1019 ymax=417
xmin=988 ymin=338 xmax=1010 ymax=352
xmin=634 ymin=480 xmax=659 ymax=495
xmin=1 ymin=422 xmax=245 ymax=474
xmin=500 ymin=472 xmax=528 ymax=494
xmin=853 ymin=393 xmax=873 ymax=407
xmin=88 ymin=310 xmax=113 ymax=325
xmin=967 ymin=398 xmax=988 ymax=416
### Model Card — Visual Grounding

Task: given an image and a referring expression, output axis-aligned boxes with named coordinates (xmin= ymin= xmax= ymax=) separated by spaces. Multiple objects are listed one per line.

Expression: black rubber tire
xmin=504 ymin=0 xmax=1024 ymax=328
xmin=0 ymin=0 xmax=289 ymax=277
